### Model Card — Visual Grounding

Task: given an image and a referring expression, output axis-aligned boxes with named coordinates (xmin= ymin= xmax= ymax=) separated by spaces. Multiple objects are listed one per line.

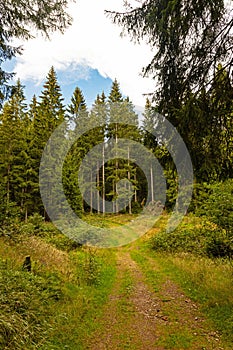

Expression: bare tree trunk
xmin=115 ymin=124 xmax=118 ymax=213
xmin=6 ymin=164 xmax=10 ymax=212
xmin=134 ymin=173 xmax=137 ymax=203
xmin=102 ymin=143 xmax=105 ymax=215
xmin=97 ymin=160 xmax=100 ymax=214
xmin=128 ymin=146 xmax=132 ymax=214
xmin=90 ymin=171 xmax=93 ymax=214
xmin=150 ymin=163 xmax=154 ymax=202
xmin=25 ymin=206 xmax=28 ymax=223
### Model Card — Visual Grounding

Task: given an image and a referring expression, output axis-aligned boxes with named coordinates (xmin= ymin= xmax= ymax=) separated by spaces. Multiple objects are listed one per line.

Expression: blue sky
xmin=8 ymin=0 xmax=155 ymax=109
xmin=4 ymin=58 xmax=113 ymax=107
xmin=24 ymin=67 xmax=113 ymax=108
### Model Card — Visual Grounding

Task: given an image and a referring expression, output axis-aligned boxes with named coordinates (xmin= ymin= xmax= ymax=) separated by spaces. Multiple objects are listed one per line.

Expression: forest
xmin=0 ymin=64 xmax=232 ymax=225
xmin=0 ymin=0 xmax=233 ymax=349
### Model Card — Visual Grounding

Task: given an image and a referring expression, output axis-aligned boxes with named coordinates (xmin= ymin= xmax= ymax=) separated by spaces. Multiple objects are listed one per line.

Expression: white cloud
xmin=14 ymin=0 xmax=155 ymax=106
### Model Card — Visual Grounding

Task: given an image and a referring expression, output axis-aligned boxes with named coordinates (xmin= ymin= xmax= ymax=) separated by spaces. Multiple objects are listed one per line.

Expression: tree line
xmin=0 ymin=64 xmax=232 ymax=225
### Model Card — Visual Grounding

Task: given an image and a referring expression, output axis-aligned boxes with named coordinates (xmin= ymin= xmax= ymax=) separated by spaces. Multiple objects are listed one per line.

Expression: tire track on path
xmin=87 ymin=250 xmax=229 ymax=349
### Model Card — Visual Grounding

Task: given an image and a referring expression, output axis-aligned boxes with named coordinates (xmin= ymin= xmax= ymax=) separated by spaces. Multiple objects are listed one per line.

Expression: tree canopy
xmin=0 ymin=0 xmax=72 ymax=105
xmin=107 ymin=0 xmax=233 ymax=113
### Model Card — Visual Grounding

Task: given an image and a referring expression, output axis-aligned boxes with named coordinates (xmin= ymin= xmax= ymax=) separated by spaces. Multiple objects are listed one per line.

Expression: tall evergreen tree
xmin=0 ymin=79 xmax=29 ymax=220
xmin=63 ymin=86 xmax=88 ymax=215
xmin=87 ymin=92 xmax=107 ymax=213
xmin=67 ymin=87 xmax=87 ymax=128
xmin=34 ymin=67 xmax=66 ymax=219
xmin=175 ymin=65 xmax=233 ymax=182
xmin=27 ymin=95 xmax=44 ymax=215
xmin=39 ymin=66 xmax=65 ymax=132
xmin=108 ymin=1 xmax=232 ymax=117
xmin=209 ymin=64 xmax=233 ymax=180
xmin=106 ymin=80 xmax=140 ymax=213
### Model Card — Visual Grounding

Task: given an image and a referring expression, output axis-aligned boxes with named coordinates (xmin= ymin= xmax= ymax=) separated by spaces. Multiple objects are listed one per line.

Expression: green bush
xmin=189 ymin=182 xmax=211 ymax=212
xmin=150 ymin=221 xmax=233 ymax=259
xmin=131 ymin=201 xmax=142 ymax=214
xmin=150 ymin=228 xmax=208 ymax=255
xmin=0 ymin=259 xmax=63 ymax=349
xmin=206 ymin=231 xmax=233 ymax=259
xmin=71 ymin=249 xmax=102 ymax=286
xmin=197 ymin=179 xmax=233 ymax=235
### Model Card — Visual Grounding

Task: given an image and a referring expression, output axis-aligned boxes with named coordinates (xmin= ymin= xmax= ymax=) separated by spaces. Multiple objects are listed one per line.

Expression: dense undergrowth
xmin=0 ymin=180 xmax=232 ymax=348
xmin=0 ymin=223 xmax=116 ymax=349
xmin=150 ymin=180 xmax=233 ymax=259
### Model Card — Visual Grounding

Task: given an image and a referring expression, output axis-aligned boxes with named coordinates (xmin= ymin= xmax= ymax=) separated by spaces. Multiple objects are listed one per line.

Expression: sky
xmin=8 ymin=0 xmax=155 ymax=108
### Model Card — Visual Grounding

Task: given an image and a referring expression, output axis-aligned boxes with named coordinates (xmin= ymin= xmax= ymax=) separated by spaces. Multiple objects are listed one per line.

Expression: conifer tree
xmin=87 ymin=93 xmax=107 ymax=213
xmin=0 ymin=79 xmax=29 ymax=220
xmin=39 ymin=66 xmax=65 ymax=131
xmin=27 ymin=95 xmax=44 ymax=215
xmin=107 ymin=80 xmax=140 ymax=213
xmin=209 ymin=64 xmax=233 ymax=180
xmin=63 ymin=86 xmax=88 ymax=215
xmin=36 ymin=67 xmax=66 ymax=219
xmin=67 ymin=87 xmax=87 ymax=124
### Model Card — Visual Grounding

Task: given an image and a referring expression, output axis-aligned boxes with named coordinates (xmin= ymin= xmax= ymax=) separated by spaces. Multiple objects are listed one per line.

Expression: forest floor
xmin=86 ymin=247 xmax=229 ymax=350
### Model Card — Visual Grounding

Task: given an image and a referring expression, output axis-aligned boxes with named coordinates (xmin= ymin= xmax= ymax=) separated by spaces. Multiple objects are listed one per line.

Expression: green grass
xmin=147 ymin=214 xmax=233 ymax=344
xmin=130 ymin=248 xmax=233 ymax=348
xmin=131 ymin=245 xmax=233 ymax=347
xmin=0 ymin=258 xmax=63 ymax=349
xmin=1 ymin=213 xmax=233 ymax=349
xmin=42 ymin=251 xmax=116 ymax=349
xmin=157 ymin=331 xmax=195 ymax=349
xmin=157 ymin=253 xmax=233 ymax=344
xmin=0 ymin=233 xmax=117 ymax=350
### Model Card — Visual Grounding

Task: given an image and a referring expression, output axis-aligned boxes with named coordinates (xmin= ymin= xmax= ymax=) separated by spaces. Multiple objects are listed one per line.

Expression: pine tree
xmin=35 ymin=67 xmax=66 ymax=219
xmin=63 ymin=86 xmax=88 ymax=215
xmin=67 ymin=87 xmax=87 ymax=125
xmin=175 ymin=64 xmax=233 ymax=182
xmin=106 ymin=80 xmax=140 ymax=213
xmin=209 ymin=64 xmax=233 ymax=180
xmin=0 ymin=79 xmax=30 ymax=220
xmin=27 ymin=95 xmax=44 ymax=215
xmin=108 ymin=1 xmax=232 ymax=117
xmin=87 ymin=92 xmax=107 ymax=213
xmin=39 ymin=66 xmax=65 ymax=132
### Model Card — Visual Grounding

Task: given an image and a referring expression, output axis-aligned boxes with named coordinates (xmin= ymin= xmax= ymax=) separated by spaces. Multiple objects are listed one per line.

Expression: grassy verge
xmin=154 ymin=253 xmax=233 ymax=344
xmin=42 ymin=248 xmax=116 ymax=350
xmin=0 ymin=233 xmax=116 ymax=350
xmin=132 ymin=238 xmax=233 ymax=347
xmin=130 ymin=248 xmax=233 ymax=348
xmin=145 ymin=213 xmax=233 ymax=344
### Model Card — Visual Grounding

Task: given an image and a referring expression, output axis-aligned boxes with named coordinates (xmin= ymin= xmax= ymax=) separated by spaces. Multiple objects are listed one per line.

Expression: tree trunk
xmin=128 ymin=146 xmax=132 ymax=214
xmin=97 ymin=160 xmax=100 ymax=214
xmin=150 ymin=163 xmax=154 ymax=202
xmin=102 ymin=143 xmax=105 ymax=215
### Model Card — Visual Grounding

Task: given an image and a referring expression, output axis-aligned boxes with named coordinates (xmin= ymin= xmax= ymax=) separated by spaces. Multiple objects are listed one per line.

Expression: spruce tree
xmin=87 ymin=93 xmax=107 ymax=213
xmin=107 ymin=80 xmax=140 ymax=213
xmin=35 ymin=67 xmax=66 ymax=219
xmin=63 ymin=86 xmax=88 ymax=215
xmin=209 ymin=64 xmax=233 ymax=180
xmin=27 ymin=95 xmax=44 ymax=215
xmin=39 ymin=66 xmax=65 ymax=132
xmin=0 ymin=79 xmax=29 ymax=220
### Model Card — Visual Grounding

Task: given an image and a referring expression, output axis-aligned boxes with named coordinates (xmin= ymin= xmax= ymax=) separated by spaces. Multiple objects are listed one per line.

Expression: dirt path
xmin=87 ymin=250 xmax=228 ymax=350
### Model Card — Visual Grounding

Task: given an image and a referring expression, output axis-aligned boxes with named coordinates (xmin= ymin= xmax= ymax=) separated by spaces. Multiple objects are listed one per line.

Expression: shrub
xmin=197 ymin=179 xmax=233 ymax=235
xmin=150 ymin=228 xmax=208 ymax=255
xmin=206 ymin=231 xmax=233 ymax=259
